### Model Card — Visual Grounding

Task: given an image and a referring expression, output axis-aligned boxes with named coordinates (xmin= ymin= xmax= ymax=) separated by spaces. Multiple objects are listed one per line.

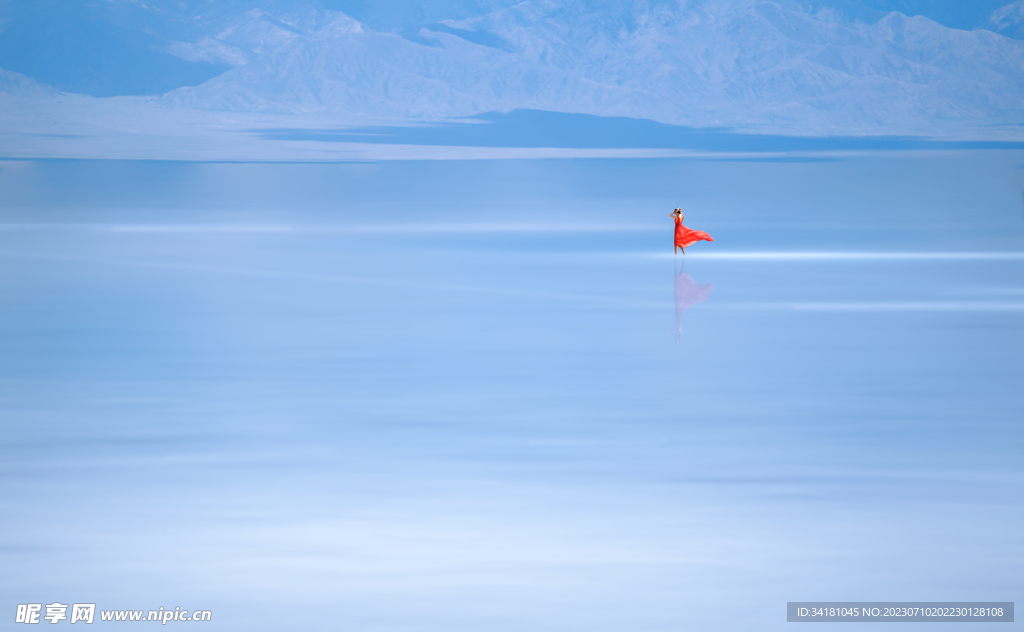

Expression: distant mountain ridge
xmin=0 ymin=68 xmax=52 ymax=96
xmin=991 ymin=0 xmax=1024 ymax=38
xmin=2 ymin=0 xmax=1024 ymax=136
xmin=157 ymin=0 xmax=1024 ymax=134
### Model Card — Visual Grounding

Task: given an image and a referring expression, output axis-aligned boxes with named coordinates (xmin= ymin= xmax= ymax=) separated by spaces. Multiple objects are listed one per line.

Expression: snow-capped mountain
xmin=156 ymin=0 xmax=1024 ymax=133
xmin=991 ymin=0 xmax=1024 ymax=39
xmin=0 ymin=68 xmax=53 ymax=96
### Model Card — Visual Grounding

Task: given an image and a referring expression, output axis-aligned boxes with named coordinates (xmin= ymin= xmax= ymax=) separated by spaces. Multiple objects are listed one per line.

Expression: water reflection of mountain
xmin=674 ymin=261 xmax=714 ymax=343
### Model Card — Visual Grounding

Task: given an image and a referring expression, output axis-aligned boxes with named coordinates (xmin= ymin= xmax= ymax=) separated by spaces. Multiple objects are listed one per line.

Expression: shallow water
xmin=1 ymin=153 xmax=1023 ymax=630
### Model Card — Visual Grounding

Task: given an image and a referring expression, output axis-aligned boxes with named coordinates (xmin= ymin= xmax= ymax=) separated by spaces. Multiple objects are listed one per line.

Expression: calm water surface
xmin=1 ymin=154 xmax=1022 ymax=630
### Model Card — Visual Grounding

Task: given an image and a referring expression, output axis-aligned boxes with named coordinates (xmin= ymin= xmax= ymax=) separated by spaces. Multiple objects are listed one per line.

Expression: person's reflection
xmin=674 ymin=260 xmax=714 ymax=343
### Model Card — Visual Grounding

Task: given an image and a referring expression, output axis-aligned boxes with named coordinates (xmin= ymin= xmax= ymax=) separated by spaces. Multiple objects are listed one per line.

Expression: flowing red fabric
xmin=674 ymin=215 xmax=714 ymax=248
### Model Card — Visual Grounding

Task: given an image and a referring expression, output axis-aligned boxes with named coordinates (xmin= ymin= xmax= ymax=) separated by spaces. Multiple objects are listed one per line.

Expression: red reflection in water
xmin=674 ymin=262 xmax=713 ymax=343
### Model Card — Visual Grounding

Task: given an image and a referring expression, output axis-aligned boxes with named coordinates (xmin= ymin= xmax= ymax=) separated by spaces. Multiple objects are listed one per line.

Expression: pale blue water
xmin=1 ymin=151 xmax=1023 ymax=630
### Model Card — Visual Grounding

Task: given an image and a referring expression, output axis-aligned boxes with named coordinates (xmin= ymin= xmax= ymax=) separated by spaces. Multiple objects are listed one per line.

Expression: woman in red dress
xmin=671 ymin=208 xmax=714 ymax=254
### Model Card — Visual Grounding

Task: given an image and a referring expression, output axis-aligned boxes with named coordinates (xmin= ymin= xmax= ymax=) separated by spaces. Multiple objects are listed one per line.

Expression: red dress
xmin=674 ymin=215 xmax=714 ymax=248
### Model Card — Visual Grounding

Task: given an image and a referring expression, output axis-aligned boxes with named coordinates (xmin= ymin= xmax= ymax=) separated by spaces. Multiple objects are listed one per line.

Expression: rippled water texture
xmin=1 ymin=153 xmax=1022 ymax=630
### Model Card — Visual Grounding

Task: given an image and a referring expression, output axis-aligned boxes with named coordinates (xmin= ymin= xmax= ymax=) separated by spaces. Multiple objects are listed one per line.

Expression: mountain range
xmin=2 ymin=0 xmax=1024 ymax=136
